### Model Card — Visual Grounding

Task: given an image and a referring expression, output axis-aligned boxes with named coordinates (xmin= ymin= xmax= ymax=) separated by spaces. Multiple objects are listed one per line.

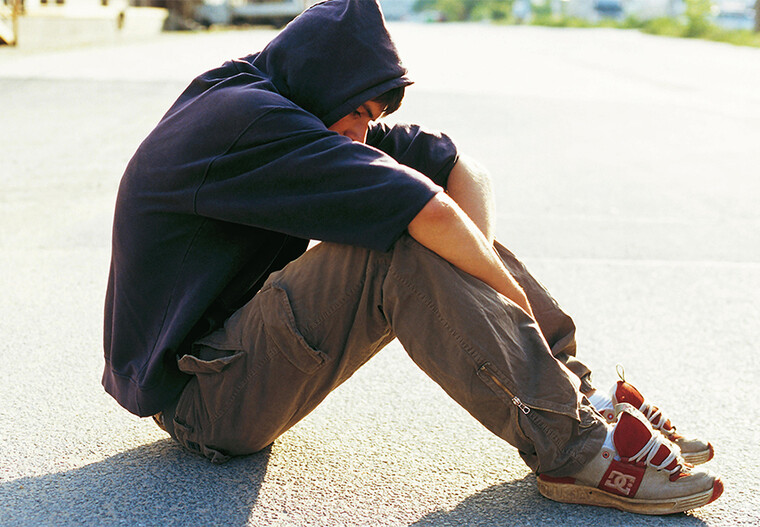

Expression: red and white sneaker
xmin=595 ymin=368 xmax=714 ymax=465
xmin=537 ymin=403 xmax=723 ymax=515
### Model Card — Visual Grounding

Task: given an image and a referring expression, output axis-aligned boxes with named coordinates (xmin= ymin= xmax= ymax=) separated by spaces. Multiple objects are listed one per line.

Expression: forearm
xmin=408 ymin=193 xmax=534 ymax=318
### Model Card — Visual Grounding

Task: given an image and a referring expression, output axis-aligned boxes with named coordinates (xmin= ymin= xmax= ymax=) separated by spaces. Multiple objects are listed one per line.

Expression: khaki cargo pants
xmin=159 ymin=236 xmax=606 ymax=476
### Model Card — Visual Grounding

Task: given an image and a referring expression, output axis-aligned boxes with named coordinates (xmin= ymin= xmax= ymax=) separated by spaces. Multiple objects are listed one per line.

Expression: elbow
xmin=408 ymin=192 xmax=456 ymax=240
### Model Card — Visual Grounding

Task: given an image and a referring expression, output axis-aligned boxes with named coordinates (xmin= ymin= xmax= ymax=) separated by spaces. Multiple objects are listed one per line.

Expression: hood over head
xmin=252 ymin=0 xmax=412 ymax=127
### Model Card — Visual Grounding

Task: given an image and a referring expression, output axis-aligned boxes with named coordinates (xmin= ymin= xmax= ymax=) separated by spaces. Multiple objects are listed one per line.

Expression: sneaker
xmin=595 ymin=367 xmax=714 ymax=465
xmin=537 ymin=403 xmax=723 ymax=515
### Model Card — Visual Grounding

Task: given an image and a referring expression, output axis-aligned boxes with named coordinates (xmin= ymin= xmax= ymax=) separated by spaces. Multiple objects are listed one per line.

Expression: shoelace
xmin=637 ymin=401 xmax=676 ymax=435
xmin=615 ymin=365 xmax=677 ymax=436
xmin=627 ymin=427 xmax=683 ymax=480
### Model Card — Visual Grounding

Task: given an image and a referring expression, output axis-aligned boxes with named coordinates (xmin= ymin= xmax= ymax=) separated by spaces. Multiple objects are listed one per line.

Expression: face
xmin=327 ymin=100 xmax=385 ymax=143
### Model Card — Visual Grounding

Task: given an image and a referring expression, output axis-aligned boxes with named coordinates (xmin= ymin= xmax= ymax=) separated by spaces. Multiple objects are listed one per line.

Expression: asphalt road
xmin=1 ymin=24 xmax=759 ymax=526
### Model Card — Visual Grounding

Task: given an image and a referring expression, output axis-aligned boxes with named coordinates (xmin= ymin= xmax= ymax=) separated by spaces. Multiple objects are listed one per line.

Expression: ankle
xmin=587 ymin=389 xmax=614 ymax=413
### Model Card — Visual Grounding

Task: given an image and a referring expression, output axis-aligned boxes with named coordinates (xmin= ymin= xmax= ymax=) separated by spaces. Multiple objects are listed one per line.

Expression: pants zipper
xmin=478 ymin=362 xmax=579 ymax=421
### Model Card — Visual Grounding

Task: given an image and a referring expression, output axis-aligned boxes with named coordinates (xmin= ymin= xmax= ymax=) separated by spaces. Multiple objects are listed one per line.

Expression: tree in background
xmin=414 ymin=0 xmax=512 ymax=21
xmin=683 ymin=0 xmax=712 ymax=36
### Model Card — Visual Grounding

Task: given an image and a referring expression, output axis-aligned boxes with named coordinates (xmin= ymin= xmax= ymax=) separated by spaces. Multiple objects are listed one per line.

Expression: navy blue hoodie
xmin=103 ymin=0 xmax=458 ymax=417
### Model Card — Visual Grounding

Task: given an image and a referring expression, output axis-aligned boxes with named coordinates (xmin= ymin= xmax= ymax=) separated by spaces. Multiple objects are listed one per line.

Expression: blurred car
xmin=712 ymin=0 xmax=756 ymax=30
xmin=595 ymin=0 xmax=625 ymax=19
xmin=194 ymin=0 xmax=317 ymax=28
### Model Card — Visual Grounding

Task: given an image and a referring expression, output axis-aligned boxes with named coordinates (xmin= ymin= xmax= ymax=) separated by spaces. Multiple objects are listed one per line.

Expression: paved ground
xmin=1 ymin=23 xmax=759 ymax=526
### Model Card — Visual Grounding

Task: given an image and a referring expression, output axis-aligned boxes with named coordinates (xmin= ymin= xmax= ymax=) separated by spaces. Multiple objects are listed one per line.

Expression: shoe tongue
xmin=614 ymin=381 xmax=645 ymax=407
xmin=614 ymin=411 xmax=678 ymax=470
xmin=615 ymin=382 xmax=674 ymax=431
xmin=613 ymin=411 xmax=650 ymax=457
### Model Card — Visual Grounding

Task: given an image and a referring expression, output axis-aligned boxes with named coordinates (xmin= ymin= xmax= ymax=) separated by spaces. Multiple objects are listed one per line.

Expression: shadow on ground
xmin=0 ymin=439 xmax=270 ymax=527
xmin=409 ymin=474 xmax=710 ymax=527
xmin=1 ymin=439 xmax=714 ymax=526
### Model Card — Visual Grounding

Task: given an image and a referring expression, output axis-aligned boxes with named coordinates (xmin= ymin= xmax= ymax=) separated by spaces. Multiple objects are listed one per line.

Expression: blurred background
xmin=0 ymin=0 xmax=758 ymax=49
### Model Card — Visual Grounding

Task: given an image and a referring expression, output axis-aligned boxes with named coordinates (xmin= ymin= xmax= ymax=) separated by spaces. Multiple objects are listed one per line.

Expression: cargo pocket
xmin=259 ymin=284 xmax=329 ymax=375
xmin=172 ymin=418 xmax=232 ymax=464
xmin=177 ymin=342 xmax=246 ymax=423
xmin=177 ymin=349 xmax=244 ymax=374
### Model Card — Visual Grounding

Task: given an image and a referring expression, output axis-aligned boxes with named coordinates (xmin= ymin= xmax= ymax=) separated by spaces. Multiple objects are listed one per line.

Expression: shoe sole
xmin=681 ymin=444 xmax=715 ymax=466
xmin=537 ymin=476 xmax=724 ymax=515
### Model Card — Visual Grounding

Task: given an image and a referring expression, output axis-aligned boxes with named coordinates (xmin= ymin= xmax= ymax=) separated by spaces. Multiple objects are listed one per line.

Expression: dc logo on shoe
xmin=604 ymin=470 xmax=637 ymax=496
xmin=599 ymin=460 xmax=645 ymax=497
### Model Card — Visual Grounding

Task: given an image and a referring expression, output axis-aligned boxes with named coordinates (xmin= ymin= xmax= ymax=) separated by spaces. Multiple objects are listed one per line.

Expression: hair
xmin=373 ymin=85 xmax=406 ymax=117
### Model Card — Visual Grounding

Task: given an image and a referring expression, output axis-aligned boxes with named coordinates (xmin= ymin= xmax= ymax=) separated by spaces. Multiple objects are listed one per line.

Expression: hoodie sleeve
xmin=193 ymin=104 xmax=442 ymax=252
xmin=366 ymin=122 xmax=459 ymax=189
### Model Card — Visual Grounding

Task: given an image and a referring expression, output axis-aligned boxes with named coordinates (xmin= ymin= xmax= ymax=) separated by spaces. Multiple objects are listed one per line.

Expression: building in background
xmin=0 ymin=0 xmax=167 ymax=46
